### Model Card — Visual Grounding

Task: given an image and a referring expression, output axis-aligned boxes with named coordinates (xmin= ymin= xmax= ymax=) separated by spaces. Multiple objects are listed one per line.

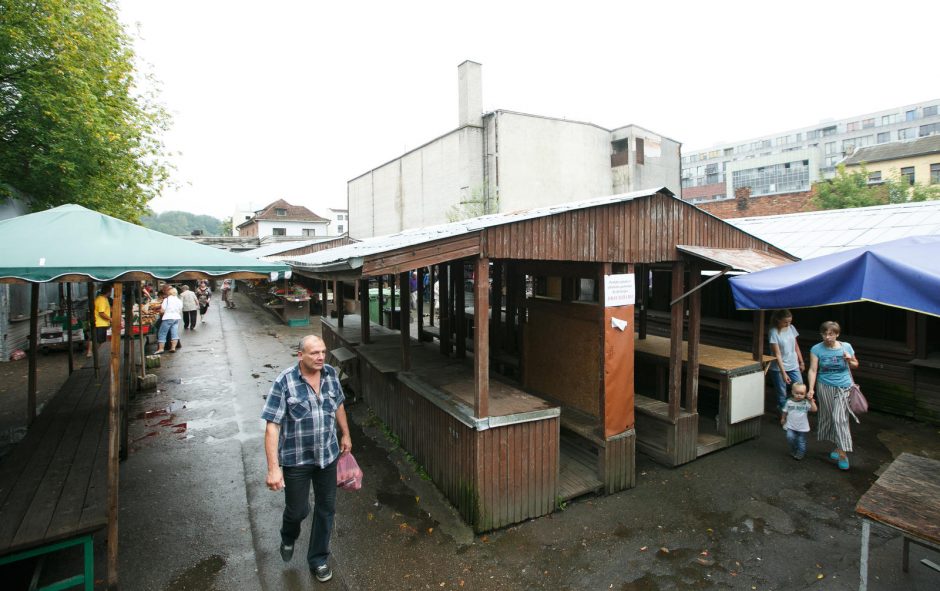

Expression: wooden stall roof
xmin=286 ymin=188 xmax=796 ymax=278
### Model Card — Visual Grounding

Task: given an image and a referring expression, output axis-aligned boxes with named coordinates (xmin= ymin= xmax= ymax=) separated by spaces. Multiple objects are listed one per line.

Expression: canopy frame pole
xmin=107 ymin=283 xmax=123 ymax=589
xmin=668 ymin=261 xmax=685 ymax=422
xmin=66 ymin=283 xmax=74 ymax=374
xmin=28 ymin=283 xmax=39 ymax=425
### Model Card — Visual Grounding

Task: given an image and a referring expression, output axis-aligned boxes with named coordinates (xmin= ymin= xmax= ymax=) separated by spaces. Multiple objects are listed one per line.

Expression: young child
xmin=780 ymin=383 xmax=817 ymax=460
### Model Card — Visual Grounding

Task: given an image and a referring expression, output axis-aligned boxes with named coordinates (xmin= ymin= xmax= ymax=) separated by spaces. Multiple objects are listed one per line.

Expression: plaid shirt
xmin=261 ymin=363 xmax=345 ymax=468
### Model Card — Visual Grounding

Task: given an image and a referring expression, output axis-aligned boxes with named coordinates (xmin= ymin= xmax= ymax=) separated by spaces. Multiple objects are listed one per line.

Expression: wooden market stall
xmin=0 ymin=205 xmax=289 ymax=589
xmin=288 ymin=188 xmax=794 ymax=531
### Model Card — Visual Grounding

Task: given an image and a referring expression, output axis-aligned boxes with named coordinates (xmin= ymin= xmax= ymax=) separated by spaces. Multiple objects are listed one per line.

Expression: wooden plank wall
xmin=483 ymin=192 xmax=792 ymax=264
xmin=357 ymin=355 xmax=559 ymax=532
xmin=726 ymin=417 xmax=762 ymax=446
xmin=602 ymin=430 xmax=636 ymax=494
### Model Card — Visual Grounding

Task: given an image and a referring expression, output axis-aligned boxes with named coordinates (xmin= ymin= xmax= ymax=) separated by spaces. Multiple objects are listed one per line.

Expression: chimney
xmin=458 ymin=60 xmax=482 ymax=128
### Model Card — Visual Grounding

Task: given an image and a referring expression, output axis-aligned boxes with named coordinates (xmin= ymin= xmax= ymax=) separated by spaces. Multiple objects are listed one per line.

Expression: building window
xmin=302 ymin=228 xmax=317 ymax=237
xmin=862 ymin=118 xmax=875 ymax=129
xmin=868 ymin=171 xmax=882 ymax=184
xmin=272 ymin=227 xmax=287 ymax=236
xmin=636 ymin=138 xmax=645 ymax=165
xmin=931 ymin=163 xmax=940 ymax=184
xmin=924 ymin=105 xmax=938 ymax=117
xmin=275 ymin=208 xmax=287 ymax=216
xmin=846 ymin=121 xmax=860 ymax=132
xmin=337 ymin=224 xmax=344 ymax=233
xmin=920 ymin=123 xmax=940 ymax=137
xmin=882 ymin=114 xmax=898 ymax=125
xmin=575 ymin=279 xmax=597 ymax=303
xmin=901 ymin=167 xmax=915 ymax=185
xmin=825 ymin=141 xmax=837 ymax=155
xmin=731 ymin=159 xmax=810 ymax=197
xmin=877 ymin=132 xmax=891 ymax=143
xmin=906 ymin=110 xmax=917 ymax=122
xmin=898 ymin=128 xmax=916 ymax=140
xmin=822 ymin=126 xmax=837 ymax=137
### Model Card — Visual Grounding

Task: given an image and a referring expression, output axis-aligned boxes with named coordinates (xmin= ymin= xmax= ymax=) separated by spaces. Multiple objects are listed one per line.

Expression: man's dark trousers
xmin=281 ymin=459 xmax=338 ymax=569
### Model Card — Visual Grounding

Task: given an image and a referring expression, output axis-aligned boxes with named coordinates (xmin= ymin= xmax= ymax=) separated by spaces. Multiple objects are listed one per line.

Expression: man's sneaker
xmin=279 ymin=543 xmax=293 ymax=562
xmin=313 ymin=564 xmax=332 ymax=582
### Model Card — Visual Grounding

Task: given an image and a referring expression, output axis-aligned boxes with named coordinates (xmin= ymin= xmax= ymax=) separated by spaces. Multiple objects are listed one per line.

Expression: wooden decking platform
xmin=559 ymin=434 xmax=603 ymax=501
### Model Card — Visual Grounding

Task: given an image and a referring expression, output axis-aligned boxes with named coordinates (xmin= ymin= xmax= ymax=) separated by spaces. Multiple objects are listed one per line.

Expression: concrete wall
xmin=348 ymin=127 xmax=484 ymax=238
xmin=492 ymin=112 xmax=612 ymax=211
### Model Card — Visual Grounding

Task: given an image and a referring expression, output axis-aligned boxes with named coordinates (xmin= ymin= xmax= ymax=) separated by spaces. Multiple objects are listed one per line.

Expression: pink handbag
xmin=336 ymin=453 xmax=363 ymax=491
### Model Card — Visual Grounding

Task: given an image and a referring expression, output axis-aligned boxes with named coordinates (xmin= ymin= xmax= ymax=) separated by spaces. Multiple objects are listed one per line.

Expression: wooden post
xmin=474 ymin=257 xmax=490 ymax=418
xmin=89 ymin=282 xmax=100 ymax=377
xmin=416 ymin=267 xmax=425 ymax=340
xmin=336 ymin=281 xmax=344 ymax=329
xmin=636 ymin=264 xmax=648 ymax=340
xmin=752 ymin=311 xmax=765 ymax=362
xmin=27 ymin=282 xmax=39 ymax=425
xmin=454 ymin=260 xmax=466 ymax=358
xmin=66 ymin=282 xmax=74 ymax=374
xmin=668 ymin=261 xmax=685 ymax=421
xmin=490 ymin=260 xmax=502 ymax=351
xmin=505 ymin=262 xmax=516 ymax=354
xmin=107 ymin=283 xmax=123 ymax=589
xmin=378 ymin=277 xmax=385 ymax=327
xmin=360 ymin=279 xmax=370 ymax=345
xmin=399 ymin=272 xmax=411 ymax=371
xmin=439 ymin=265 xmax=451 ymax=356
xmin=428 ymin=265 xmax=436 ymax=327
xmin=321 ymin=280 xmax=329 ymax=321
xmin=122 ymin=283 xmax=133 ymax=460
xmin=686 ymin=262 xmax=701 ymax=413
xmin=138 ymin=282 xmax=146 ymax=378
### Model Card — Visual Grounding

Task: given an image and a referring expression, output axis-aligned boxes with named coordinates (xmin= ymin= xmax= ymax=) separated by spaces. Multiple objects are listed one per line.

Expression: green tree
xmin=0 ymin=0 xmax=172 ymax=222
xmin=141 ymin=211 xmax=222 ymax=236
xmin=814 ymin=163 xmax=940 ymax=210
xmin=219 ymin=216 xmax=233 ymax=236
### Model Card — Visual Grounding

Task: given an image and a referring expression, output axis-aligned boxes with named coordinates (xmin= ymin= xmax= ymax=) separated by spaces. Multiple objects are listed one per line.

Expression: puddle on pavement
xmin=163 ymin=554 xmax=225 ymax=591
xmin=136 ymin=400 xmax=186 ymax=421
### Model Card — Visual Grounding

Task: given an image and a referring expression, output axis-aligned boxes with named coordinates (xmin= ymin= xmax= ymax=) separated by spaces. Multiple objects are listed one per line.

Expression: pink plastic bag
xmin=336 ymin=453 xmax=363 ymax=491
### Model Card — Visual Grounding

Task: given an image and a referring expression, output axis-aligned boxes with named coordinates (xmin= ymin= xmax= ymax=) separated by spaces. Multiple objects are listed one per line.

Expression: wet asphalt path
xmin=116 ymin=290 xmax=940 ymax=591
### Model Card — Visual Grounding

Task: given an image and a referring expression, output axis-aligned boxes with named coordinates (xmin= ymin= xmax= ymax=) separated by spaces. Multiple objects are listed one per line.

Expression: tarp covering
xmin=729 ymin=235 xmax=940 ymax=317
xmin=0 ymin=204 xmax=290 ymax=283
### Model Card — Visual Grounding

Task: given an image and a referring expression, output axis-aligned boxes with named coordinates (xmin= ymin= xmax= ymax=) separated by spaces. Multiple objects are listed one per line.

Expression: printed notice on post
xmin=605 ymin=274 xmax=635 ymax=307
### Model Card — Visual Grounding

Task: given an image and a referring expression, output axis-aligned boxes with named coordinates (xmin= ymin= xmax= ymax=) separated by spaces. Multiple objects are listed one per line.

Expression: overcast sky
xmin=117 ymin=0 xmax=939 ymax=220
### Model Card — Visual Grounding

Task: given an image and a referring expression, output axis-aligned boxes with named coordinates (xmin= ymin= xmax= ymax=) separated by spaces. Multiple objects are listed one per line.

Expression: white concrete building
xmin=236 ymin=199 xmax=330 ymax=238
xmin=348 ymin=61 xmax=681 ymax=239
xmin=321 ymin=207 xmax=349 ymax=236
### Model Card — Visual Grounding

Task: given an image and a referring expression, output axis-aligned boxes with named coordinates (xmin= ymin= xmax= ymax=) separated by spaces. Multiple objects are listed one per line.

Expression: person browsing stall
xmin=262 ymin=335 xmax=352 ymax=583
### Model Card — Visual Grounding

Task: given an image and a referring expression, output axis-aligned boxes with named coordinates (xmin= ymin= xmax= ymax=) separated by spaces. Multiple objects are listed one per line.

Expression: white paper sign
xmin=605 ymin=274 xmax=635 ymax=307
xmin=611 ymin=317 xmax=628 ymax=331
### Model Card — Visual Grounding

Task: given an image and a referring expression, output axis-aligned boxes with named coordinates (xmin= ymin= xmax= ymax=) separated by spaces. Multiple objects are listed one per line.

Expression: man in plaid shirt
xmin=262 ymin=335 xmax=352 ymax=583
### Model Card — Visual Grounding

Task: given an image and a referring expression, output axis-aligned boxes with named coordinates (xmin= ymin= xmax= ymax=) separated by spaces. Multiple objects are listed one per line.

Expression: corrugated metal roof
xmin=676 ymin=246 xmax=793 ymax=273
xmin=239 ymin=237 xmax=336 ymax=259
xmin=842 ymin=134 xmax=940 ymax=165
xmin=285 ymin=187 xmax=673 ymax=271
xmin=729 ymin=200 xmax=940 ymax=259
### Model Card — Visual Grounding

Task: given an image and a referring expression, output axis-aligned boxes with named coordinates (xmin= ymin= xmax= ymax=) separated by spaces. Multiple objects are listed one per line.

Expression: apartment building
xmin=681 ymin=99 xmax=940 ymax=204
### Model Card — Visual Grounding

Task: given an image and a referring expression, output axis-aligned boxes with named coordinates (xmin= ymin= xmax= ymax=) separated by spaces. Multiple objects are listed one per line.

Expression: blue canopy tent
xmin=729 ymin=235 xmax=940 ymax=318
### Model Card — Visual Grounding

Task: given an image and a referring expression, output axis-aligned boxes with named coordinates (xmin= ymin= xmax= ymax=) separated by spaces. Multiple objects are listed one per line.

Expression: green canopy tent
xmin=0 ymin=204 xmax=289 ymax=587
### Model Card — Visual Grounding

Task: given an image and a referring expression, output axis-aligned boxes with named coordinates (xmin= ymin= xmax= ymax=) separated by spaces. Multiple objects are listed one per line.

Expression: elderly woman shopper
xmin=807 ymin=320 xmax=859 ymax=471
xmin=156 ymin=287 xmax=183 ymax=354
xmin=180 ymin=285 xmax=199 ymax=330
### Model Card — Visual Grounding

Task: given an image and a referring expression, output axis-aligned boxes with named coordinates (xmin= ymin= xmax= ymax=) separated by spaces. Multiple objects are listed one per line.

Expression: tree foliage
xmin=0 ymin=0 xmax=172 ymax=222
xmin=814 ymin=163 xmax=940 ymax=210
xmin=141 ymin=211 xmax=222 ymax=236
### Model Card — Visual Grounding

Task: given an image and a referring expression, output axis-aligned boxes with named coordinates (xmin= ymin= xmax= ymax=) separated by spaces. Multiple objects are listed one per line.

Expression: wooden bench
xmin=0 ymin=361 xmax=110 ymax=590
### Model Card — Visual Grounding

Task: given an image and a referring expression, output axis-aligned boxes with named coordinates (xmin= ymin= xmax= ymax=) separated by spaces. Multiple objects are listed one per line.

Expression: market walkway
xmin=6 ymin=287 xmax=940 ymax=590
